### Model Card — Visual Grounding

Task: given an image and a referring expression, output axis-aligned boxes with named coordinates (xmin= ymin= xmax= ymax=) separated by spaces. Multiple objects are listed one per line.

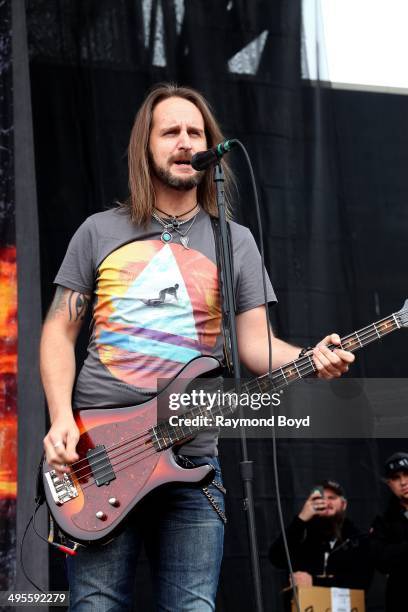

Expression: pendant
xmin=161 ymin=230 xmax=173 ymax=243
xmin=180 ymin=236 xmax=190 ymax=249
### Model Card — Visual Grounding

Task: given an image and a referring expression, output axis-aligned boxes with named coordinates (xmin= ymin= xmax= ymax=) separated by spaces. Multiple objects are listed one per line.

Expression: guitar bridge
xmin=45 ymin=470 xmax=78 ymax=505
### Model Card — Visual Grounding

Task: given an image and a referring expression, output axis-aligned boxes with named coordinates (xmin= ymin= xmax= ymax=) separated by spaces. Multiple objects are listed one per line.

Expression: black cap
xmin=317 ymin=479 xmax=346 ymax=498
xmin=384 ymin=452 xmax=408 ymax=477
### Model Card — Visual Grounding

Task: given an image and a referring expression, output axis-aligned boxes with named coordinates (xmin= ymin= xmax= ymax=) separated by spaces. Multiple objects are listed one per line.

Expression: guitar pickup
xmin=45 ymin=470 xmax=78 ymax=505
xmin=86 ymin=445 xmax=116 ymax=487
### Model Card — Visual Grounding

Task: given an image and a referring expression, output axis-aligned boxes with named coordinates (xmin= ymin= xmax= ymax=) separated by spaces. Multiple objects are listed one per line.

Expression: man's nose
xmin=177 ymin=131 xmax=192 ymax=150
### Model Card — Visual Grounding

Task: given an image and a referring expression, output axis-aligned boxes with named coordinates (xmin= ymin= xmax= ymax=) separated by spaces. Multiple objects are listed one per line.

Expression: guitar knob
xmin=108 ymin=497 xmax=120 ymax=507
xmin=95 ymin=511 xmax=106 ymax=520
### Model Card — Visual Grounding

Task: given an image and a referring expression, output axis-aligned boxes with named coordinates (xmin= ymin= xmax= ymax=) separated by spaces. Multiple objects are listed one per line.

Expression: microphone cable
xmin=227 ymin=139 xmax=301 ymax=612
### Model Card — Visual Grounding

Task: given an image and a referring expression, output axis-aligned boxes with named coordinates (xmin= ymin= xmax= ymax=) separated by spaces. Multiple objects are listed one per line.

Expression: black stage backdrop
xmin=25 ymin=1 xmax=408 ymax=610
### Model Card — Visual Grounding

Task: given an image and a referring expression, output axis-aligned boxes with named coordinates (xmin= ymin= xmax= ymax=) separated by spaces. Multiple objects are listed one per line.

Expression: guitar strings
xmin=60 ymin=309 xmax=407 ymax=479
xmin=67 ymin=321 xmax=399 ymax=484
xmin=67 ymin=432 xmax=154 ymax=481
xmin=79 ymin=443 xmax=158 ymax=493
xmin=67 ymin=320 xmax=388 ymax=488
xmin=80 ymin=448 xmax=163 ymax=493
xmin=66 ymin=320 xmax=400 ymax=483
xmin=61 ymin=318 xmax=402 ymax=484
xmin=245 ymin=321 xmax=398 ymax=394
xmin=71 ymin=297 xmax=404 ymax=492
xmin=66 ymin=313 xmax=400 ymax=473
xmin=62 ymin=429 xmax=154 ymax=474
xmin=67 ymin=320 xmax=393 ymax=489
xmin=71 ymin=315 xmax=392 ymax=488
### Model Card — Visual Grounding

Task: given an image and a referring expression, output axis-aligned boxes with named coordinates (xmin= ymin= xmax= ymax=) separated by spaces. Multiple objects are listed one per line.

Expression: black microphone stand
xmin=214 ymin=163 xmax=264 ymax=612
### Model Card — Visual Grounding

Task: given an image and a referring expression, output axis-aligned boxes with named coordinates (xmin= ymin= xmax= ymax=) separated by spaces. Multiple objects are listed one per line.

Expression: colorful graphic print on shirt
xmin=94 ymin=241 xmax=221 ymax=389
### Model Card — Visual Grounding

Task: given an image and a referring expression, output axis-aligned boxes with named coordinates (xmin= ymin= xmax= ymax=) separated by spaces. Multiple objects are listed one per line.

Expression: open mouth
xmin=173 ymin=160 xmax=191 ymax=167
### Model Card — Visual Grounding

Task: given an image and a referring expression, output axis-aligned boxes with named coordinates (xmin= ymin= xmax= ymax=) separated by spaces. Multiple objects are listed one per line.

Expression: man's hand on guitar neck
xmin=311 ymin=333 xmax=355 ymax=379
xmin=236 ymin=307 xmax=355 ymax=378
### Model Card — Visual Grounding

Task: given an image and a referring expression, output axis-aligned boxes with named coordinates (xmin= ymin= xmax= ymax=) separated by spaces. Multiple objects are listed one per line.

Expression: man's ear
xmin=386 ymin=478 xmax=395 ymax=490
xmin=342 ymin=498 xmax=348 ymax=512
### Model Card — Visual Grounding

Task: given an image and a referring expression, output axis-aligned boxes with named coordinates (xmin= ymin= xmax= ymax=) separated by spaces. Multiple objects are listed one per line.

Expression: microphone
xmin=191 ymin=139 xmax=237 ymax=171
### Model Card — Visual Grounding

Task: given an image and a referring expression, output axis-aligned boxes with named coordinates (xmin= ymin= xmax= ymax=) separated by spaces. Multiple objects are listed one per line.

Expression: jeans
xmin=66 ymin=456 xmax=225 ymax=611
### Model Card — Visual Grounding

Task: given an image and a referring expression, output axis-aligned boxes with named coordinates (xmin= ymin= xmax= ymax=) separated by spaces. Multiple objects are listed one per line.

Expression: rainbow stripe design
xmin=94 ymin=241 xmax=221 ymax=389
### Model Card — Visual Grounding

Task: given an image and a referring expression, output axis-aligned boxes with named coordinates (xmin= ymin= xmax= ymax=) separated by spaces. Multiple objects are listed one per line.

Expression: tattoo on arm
xmin=47 ymin=286 xmax=68 ymax=319
xmin=68 ymin=291 xmax=90 ymax=321
xmin=46 ymin=286 xmax=90 ymax=322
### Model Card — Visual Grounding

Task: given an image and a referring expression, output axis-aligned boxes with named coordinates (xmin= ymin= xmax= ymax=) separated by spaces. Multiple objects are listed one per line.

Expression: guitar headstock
xmin=396 ymin=299 xmax=408 ymax=328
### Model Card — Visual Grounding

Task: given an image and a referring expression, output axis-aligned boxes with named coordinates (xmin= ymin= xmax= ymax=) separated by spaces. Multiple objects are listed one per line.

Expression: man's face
xmin=387 ymin=470 xmax=408 ymax=506
xmin=149 ymin=96 xmax=207 ymax=191
xmin=318 ymin=488 xmax=347 ymax=518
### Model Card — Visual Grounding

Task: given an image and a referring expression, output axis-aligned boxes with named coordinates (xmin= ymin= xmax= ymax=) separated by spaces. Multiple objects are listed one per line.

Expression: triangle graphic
xmin=228 ymin=30 xmax=269 ymax=75
xmin=109 ymin=244 xmax=198 ymax=341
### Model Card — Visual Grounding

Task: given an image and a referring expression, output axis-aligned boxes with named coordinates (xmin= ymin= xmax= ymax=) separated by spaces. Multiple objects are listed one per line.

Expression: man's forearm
xmin=40 ymin=324 xmax=76 ymax=421
xmin=41 ymin=286 xmax=87 ymax=472
xmin=245 ymin=336 xmax=301 ymax=375
xmin=270 ymin=337 xmax=302 ymax=369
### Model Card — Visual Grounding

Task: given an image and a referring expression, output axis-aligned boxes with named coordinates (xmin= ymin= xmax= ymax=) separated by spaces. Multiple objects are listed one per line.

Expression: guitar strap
xmin=210 ymin=216 xmax=235 ymax=375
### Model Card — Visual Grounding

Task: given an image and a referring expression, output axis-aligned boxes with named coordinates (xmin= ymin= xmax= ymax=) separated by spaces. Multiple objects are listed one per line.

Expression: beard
xmin=312 ymin=511 xmax=346 ymax=541
xmin=149 ymin=153 xmax=205 ymax=191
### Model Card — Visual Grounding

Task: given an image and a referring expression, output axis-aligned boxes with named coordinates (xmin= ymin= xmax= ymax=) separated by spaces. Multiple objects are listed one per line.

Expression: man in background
xmin=370 ymin=452 xmax=408 ymax=611
xmin=269 ymin=479 xmax=373 ymax=592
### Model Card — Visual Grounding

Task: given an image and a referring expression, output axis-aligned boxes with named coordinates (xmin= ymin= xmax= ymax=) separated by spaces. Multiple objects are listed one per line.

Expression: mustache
xmin=169 ymin=155 xmax=192 ymax=164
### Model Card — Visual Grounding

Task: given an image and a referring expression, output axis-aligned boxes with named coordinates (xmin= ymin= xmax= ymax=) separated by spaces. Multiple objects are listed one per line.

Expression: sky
xmin=302 ymin=0 xmax=408 ymax=91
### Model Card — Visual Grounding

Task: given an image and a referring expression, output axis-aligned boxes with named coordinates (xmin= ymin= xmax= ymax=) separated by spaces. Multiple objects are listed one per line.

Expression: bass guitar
xmin=42 ymin=300 xmax=408 ymax=544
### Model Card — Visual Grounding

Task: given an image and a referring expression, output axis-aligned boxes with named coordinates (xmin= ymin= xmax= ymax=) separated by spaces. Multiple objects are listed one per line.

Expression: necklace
xmin=154 ymin=203 xmax=198 ymax=221
xmin=154 ymin=214 xmax=192 ymax=229
xmin=152 ymin=208 xmax=200 ymax=249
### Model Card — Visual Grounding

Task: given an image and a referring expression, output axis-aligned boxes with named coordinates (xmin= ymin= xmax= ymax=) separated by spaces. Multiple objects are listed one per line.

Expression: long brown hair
xmin=125 ymin=83 xmax=235 ymax=226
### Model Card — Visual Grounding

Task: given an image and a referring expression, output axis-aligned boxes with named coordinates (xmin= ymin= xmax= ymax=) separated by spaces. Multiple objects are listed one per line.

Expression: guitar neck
xmin=152 ymin=311 xmax=401 ymax=449
xmin=259 ymin=311 xmax=401 ymax=393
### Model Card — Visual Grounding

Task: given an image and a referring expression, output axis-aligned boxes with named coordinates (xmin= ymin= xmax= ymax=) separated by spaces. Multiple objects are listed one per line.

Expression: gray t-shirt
xmin=54 ymin=207 xmax=276 ymax=455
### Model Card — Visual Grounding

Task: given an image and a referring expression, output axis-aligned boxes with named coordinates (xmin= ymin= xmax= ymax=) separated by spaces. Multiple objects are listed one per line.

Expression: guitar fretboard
xmin=151 ymin=312 xmax=402 ymax=449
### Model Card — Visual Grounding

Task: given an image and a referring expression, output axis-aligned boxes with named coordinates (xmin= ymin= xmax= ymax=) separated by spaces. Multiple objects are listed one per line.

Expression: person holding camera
xmin=269 ymin=479 xmax=373 ymax=590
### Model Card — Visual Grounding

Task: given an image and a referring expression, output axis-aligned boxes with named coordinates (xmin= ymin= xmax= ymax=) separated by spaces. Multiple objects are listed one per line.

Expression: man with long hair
xmin=40 ymin=83 xmax=354 ymax=610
